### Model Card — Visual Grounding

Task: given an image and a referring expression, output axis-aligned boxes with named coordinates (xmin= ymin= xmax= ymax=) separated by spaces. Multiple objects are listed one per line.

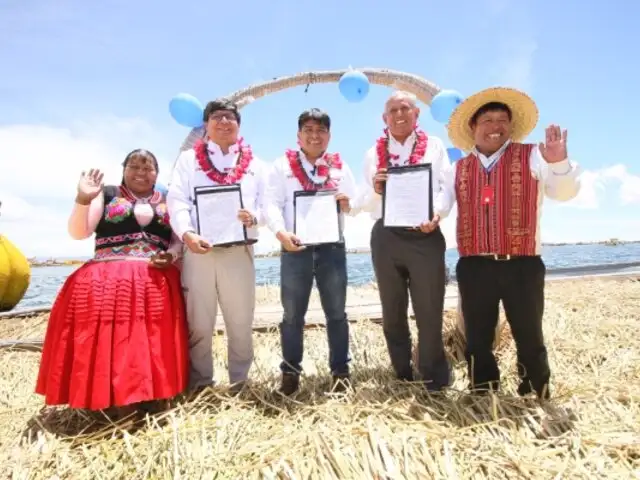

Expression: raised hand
xmin=539 ymin=125 xmax=568 ymax=163
xmin=77 ymin=169 xmax=105 ymax=204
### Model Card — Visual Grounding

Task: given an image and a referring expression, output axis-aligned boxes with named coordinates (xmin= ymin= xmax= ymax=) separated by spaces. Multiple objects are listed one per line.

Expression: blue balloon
xmin=447 ymin=147 xmax=464 ymax=162
xmin=338 ymin=71 xmax=370 ymax=103
xmin=430 ymin=89 xmax=464 ymax=124
xmin=169 ymin=93 xmax=204 ymax=128
xmin=155 ymin=183 xmax=168 ymax=195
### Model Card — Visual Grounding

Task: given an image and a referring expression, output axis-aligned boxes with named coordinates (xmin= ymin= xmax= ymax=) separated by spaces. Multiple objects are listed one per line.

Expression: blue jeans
xmin=279 ymin=243 xmax=350 ymax=376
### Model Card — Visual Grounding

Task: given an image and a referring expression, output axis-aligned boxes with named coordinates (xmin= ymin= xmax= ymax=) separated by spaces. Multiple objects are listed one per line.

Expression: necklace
xmin=285 ymin=149 xmax=342 ymax=191
xmin=375 ymin=127 xmax=428 ymax=170
xmin=194 ymin=138 xmax=254 ymax=185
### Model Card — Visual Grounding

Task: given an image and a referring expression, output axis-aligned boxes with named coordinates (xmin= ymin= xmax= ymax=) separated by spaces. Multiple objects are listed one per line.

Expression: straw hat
xmin=447 ymin=87 xmax=539 ymax=152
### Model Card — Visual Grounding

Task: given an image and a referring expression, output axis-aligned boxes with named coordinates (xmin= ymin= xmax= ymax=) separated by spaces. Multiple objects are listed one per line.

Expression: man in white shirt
xmin=265 ymin=108 xmax=359 ymax=395
xmin=167 ymin=99 xmax=268 ymax=392
xmin=441 ymin=87 xmax=581 ymax=400
xmin=361 ymin=91 xmax=452 ymax=392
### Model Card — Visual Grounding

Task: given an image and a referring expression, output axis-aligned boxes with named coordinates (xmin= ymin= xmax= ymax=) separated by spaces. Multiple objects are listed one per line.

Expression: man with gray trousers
xmin=359 ymin=90 xmax=453 ymax=391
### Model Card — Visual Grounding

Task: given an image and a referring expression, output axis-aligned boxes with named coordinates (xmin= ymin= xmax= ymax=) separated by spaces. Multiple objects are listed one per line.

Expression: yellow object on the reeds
xmin=0 ymin=235 xmax=31 ymax=312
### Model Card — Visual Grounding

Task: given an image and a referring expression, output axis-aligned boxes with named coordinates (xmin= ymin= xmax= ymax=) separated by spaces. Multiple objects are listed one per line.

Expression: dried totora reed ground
xmin=1 ymin=277 xmax=639 ymax=479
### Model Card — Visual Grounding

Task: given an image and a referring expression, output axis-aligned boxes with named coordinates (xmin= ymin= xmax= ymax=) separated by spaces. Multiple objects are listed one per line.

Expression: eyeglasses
xmin=208 ymin=112 xmax=238 ymax=123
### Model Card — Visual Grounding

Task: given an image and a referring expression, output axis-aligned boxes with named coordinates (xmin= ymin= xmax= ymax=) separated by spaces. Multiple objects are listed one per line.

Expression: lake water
xmin=13 ymin=243 xmax=640 ymax=310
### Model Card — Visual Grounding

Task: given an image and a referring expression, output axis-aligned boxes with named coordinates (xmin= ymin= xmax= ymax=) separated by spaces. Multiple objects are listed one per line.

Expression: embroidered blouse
xmin=68 ymin=185 xmax=183 ymax=260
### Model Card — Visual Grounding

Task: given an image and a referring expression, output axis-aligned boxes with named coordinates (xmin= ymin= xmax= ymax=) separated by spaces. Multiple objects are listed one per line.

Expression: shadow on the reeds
xmin=20 ymin=367 xmax=577 ymax=445
xmin=21 ymin=400 xmax=177 ymax=441
xmin=417 ymin=390 xmax=578 ymax=439
xmin=361 ymin=367 xmax=577 ymax=439
xmin=180 ymin=366 xmax=577 ymax=440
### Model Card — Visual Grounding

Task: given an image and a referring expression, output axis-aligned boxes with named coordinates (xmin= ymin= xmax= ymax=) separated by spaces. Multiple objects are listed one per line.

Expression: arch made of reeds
xmin=175 ymin=67 xmax=443 ymax=153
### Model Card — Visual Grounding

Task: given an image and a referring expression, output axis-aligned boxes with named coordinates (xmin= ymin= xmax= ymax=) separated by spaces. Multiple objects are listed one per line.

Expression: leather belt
xmin=478 ymin=254 xmax=514 ymax=261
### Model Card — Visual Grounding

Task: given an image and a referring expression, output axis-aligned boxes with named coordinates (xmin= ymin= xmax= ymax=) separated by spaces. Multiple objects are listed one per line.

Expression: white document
xmin=383 ymin=166 xmax=432 ymax=227
xmin=195 ymin=187 xmax=246 ymax=246
xmin=294 ymin=192 xmax=341 ymax=245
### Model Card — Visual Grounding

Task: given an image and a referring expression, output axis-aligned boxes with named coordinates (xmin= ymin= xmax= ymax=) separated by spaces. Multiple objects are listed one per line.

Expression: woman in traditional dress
xmin=35 ymin=149 xmax=189 ymax=414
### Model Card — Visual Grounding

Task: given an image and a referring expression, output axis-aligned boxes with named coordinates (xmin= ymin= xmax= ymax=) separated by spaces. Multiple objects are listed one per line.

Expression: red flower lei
xmin=194 ymin=138 xmax=254 ymax=185
xmin=375 ymin=127 xmax=428 ymax=171
xmin=286 ymin=149 xmax=343 ymax=191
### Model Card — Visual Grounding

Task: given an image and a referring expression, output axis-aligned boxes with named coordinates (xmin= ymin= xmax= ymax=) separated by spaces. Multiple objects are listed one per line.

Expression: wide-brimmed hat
xmin=447 ymin=87 xmax=538 ymax=152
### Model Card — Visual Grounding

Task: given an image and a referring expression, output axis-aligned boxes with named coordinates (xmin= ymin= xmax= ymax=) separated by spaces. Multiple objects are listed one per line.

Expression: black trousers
xmin=370 ymin=220 xmax=451 ymax=390
xmin=456 ymin=255 xmax=551 ymax=398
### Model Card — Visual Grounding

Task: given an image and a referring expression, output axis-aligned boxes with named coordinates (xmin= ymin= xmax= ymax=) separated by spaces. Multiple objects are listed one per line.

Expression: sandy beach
xmin=1 ymin=275 xmax=639 ymax=478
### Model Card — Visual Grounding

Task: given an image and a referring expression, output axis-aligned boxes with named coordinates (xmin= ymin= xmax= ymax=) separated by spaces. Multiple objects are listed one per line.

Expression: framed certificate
xmin=382 ymin=163 xmax=433 ymax=228
xmin=193 ymin=185 xmax=255 ymax=247
xmin=293 ymin=189 xmax=343 ymax=246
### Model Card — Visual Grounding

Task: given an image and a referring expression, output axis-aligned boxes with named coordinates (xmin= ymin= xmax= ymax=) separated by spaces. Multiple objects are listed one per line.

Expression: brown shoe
xmin=331 ymin=374 xmax=352 ymax=393
xmin=278 ymin=373 xmax=300 ymax=396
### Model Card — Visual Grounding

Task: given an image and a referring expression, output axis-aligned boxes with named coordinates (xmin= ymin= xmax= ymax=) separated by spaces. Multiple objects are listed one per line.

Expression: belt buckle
xmin=494 ymin=254 xmax=511 ymax=261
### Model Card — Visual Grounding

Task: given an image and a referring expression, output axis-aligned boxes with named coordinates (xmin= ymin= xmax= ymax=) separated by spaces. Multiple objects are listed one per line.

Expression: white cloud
xmin=0 ymin=118 xmax=176 ymax=258
xmin=601 ymin=164 xmax=640 ymax=205
xmin=555 ymin=164 xmax=640 ymax=210
xmin=0 ymin=117 xmax=175 ymax=201
xmin=560 ymin=169 xmax=606 ymax=209
xmin=0 ymin=192 xmax=35 ymax=222
xmin=0 ymin=195 xmax=83 ymax=259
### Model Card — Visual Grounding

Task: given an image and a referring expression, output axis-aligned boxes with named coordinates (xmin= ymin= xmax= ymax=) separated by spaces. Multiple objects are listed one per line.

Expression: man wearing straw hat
xmin=441 ymin=87 xmax=581 ymax=400
xmin=167 ymin=99 xmax=269 ymax=393
xmin=265 ymin=108 xmax=359 ymax=395
xmin=361 ymin=90 xmax=453 ymax=392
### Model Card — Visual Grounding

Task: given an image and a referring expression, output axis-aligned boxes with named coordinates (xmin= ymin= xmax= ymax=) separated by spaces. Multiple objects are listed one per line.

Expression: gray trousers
xmin=370 ymin=220 xmax=451 ymax=389
xmin=181 ymin=246 xmax=255 ymax=388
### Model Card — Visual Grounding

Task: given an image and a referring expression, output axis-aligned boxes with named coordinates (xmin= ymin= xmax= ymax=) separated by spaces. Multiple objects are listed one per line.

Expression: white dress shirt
xmin=438 ymin=139 xmax=582 ymax=254
xmin=265 ymin=150 xmax=359 ymax=236
xmin=358 ymin=130 xmax=452 ymax=222
xmin=167 ymin=140 xmax=268 ymax=241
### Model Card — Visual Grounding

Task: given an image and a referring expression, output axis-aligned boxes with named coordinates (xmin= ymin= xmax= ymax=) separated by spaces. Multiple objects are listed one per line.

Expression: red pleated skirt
xmin=35 ymin=259 xmax=189 ymax=410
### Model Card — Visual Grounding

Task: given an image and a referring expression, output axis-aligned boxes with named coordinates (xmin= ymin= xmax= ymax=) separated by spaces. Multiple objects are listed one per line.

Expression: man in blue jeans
xmin=265 ymin=108 xmax=360 ymax=395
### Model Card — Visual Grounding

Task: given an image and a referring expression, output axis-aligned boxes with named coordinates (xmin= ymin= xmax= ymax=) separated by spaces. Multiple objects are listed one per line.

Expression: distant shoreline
xmin=26 ymin=238 xmax=639 ymax=268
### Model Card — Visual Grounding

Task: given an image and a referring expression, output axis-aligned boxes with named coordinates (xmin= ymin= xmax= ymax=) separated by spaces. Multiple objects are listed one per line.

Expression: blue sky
xmin=1 ymin=0 xmax=638 ymax=257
